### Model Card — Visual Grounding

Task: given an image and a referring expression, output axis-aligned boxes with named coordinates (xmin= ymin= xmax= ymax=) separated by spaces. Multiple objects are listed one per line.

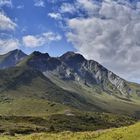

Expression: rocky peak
xmin=7 ymin=49 xmax=26 ymax=58
xmin=0 ymin=50 xmax=130 ymax=95
xmin=25 ymin=51 xmax=63 ymax=72
xmin=31 ymin=51 xmax=50 ymax=58
xmin=60 ymin=52 xmax=86 ymax=68
xmin=61 ymin=51 xmax=85 ymax=61
xmin=0 ymin=49 xmax=27 ymax=69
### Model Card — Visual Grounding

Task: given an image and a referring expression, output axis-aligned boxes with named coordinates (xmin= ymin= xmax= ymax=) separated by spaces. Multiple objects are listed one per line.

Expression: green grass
xmin=46 ymin=73 xmax=140 ymax=118
xmin=0 ymin=54 xmax=140 ymax=139
xmin=0 ymin=111 xmax=134 ymax=135
xmin=0 ymin=67 xmax=136 ymax=135
xmin=0 ymin=122 xmax=140 ymax=140
xmin=0 ymin=67 xmax=140 ymax=138
xmin=0 ymin=97 xmax=69 ymax=116
xmin=0 ymin=67 xmax=102 ymax=112
xmin=1 ymin=66 xmax=140 ymax=118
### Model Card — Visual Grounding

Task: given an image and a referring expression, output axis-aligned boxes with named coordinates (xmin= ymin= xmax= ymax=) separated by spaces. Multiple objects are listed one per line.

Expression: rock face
xmin=108 ymin=71 xmax=128 ymax=95
xmin=0 ymin=50 xmax=130 ymax=95
xmin=0 ymin=49 xmax=27 ymax=69
xmin=17 ymin=51 xmax=129 ymax=95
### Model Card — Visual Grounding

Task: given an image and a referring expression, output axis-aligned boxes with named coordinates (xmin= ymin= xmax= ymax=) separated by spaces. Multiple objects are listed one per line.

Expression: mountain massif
xmin=0 ymin=49 xmax=27 ymax=69
xmin=0 ymin=49 xmax=140 ymax=134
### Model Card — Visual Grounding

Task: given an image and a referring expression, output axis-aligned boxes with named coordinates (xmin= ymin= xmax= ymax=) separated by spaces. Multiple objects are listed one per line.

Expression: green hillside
xmin=0 ymin=66 xmax=99 ymax=113
xmin=0 ymin=51 xmax=140 ymax=137
xmin=0 ymin=66 xmax=98 ymax=123
xmin=0 ymin=66 xmax=137 ymax=135
xmin=0 ymin=122 xmax=140 ymax=140
xmin=47 ymin=73 xmax=140 ymax=118
xmin=19 ymin=122 xmax=140 ymax=140
xmin=16 ymin=50 xmax=140 ymax=118
xmin=1 ymin=66 xmax=140 ymax=119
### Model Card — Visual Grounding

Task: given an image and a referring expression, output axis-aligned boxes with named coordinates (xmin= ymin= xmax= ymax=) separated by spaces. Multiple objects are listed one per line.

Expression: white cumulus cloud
xmin=22 ymin=32 xmax=62 ymax=48
xmin=48 ymin=13 xmax=62 ymax=20
xmin=17 ymin=5 xmax=24 ymax=9
xmin=65 ymin=0 xmax=140 ymax=82
xmin=0 ymin=38 xmax=20 ymax=54
xmin=0 ymin=0 xmax=12 ymax=7
xmin=76 ymin=0 xmax=100 ymax=16
xmin=60 ymin=3 xmax=76 ymax=14
xmin=0 ymin=12 xmax=17 ymax=31
xmin=34 ymin=0 xmax=45 ymax=7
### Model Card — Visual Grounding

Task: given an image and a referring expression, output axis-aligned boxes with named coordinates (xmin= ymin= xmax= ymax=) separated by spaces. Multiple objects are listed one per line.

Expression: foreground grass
xmin=0 ymin=122 xmax=140 ymax=140
xmin=0 ymin=112 xmax=134 ymax=135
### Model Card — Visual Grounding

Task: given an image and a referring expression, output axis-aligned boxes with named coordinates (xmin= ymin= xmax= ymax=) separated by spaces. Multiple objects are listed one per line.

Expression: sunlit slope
xmin=1 ymin=66 xmax=140 ymax=118
xmin=46 ymin=73 xmax=140 ymax=118
xmin=0 ymin=66 xmax=100 ymax=116
xmin=0 ymin=66 xmax=136 ymax=134
xmin=19 ymin=50 xmax=140 ymax=117
xmin=1 ymin=122 xmax=139 ymax=140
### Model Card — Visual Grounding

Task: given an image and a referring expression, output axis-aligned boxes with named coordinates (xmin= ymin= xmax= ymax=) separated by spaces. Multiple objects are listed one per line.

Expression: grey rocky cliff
xmin=0 ymin=50 xmax=130 ymax=95
xmin=45 ymin=52 xmax=130 ymax=95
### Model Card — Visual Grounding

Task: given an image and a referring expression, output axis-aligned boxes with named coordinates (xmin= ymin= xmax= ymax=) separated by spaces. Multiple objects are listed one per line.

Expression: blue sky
xmin=1 ymin=0 xmax=140 ymax=83
xmin=0 ymin=0 xmax=76 ymax=56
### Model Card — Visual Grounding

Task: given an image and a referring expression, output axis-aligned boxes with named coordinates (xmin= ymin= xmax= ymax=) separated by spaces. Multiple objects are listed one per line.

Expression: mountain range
xmin=0 ymin=49 xmax=140 ymax=133
xmin=0 ymin=49 xmax=140 ymax=114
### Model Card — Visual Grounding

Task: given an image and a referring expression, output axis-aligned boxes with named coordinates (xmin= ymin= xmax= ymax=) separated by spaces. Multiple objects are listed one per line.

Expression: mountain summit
xmin=16 ymin=50 xmax=130 ymax=95
xmin=0 ymin=49 xmax=27 ymax=69
xmin=0 ymin=50 xmax=140 ymax=118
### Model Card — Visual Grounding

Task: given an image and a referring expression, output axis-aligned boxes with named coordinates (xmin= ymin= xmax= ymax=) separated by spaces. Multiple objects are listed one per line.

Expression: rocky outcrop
xmin=0 ymin=49 xmax=27 ymax=69
xmin=30 ymin=51 xmax=130 ymax=95
xmin=0 ymin=50 xmax=130 ymax=95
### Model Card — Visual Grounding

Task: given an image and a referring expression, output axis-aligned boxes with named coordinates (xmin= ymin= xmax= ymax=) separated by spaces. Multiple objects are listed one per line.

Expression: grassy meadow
xmin=0 ymin=122 xmax=139 ymax=140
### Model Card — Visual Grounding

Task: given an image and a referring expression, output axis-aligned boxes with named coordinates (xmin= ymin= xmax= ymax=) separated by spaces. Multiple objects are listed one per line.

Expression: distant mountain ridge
xmin=0 ymin=49 xmax=27 ymax=69
xmin=14 ymin=50 xmax=130 ymax=96
xmin=0 ymin=49 xmax=140 ymax=118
